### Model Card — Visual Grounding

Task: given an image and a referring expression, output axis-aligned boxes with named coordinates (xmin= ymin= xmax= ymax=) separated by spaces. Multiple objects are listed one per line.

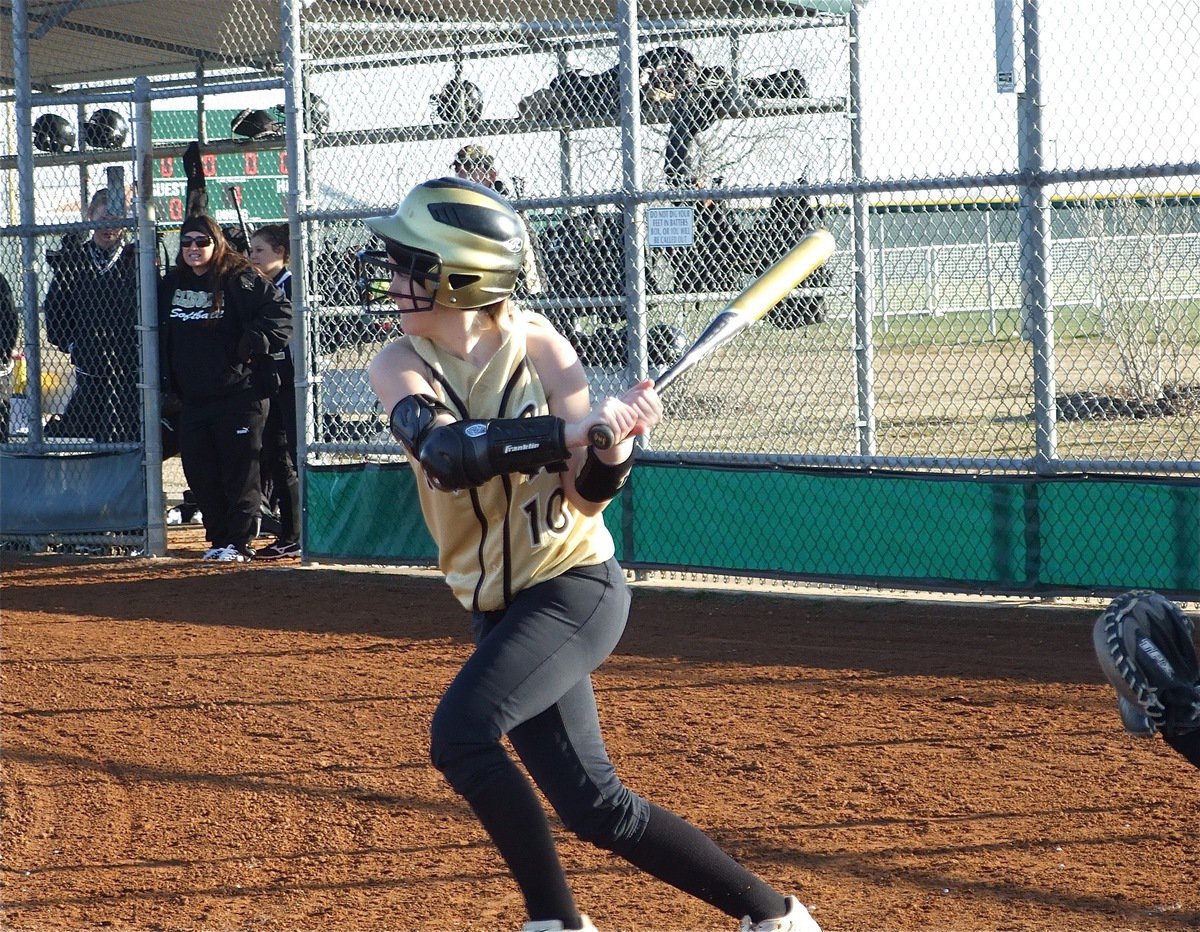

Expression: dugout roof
xmin=4 ymin=0 xmax=853 ymax=91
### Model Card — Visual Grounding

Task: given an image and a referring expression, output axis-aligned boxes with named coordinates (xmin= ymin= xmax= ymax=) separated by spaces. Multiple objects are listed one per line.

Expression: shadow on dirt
xmin=2 ymin=554 xmax=1103 ymax=685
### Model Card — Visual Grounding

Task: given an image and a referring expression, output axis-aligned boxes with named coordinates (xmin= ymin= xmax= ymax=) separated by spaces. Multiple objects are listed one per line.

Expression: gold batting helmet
xmin=365 ymin=177 xmax=524 ymax=309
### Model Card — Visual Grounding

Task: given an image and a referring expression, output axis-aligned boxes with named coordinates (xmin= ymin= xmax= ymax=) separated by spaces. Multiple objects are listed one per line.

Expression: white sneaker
xmin=201 ymin=546 xmax=224 ymax=560
xmin=739 ymin=896 xmax=821 ymax=932
xmin=166 ymin=507 xmax=183 ymax=526
xmin=189 ymin=509 xmax=204 ymax=525
xmin=521 ymin=916 xmax=597 ymax=932
xmin=214 ymin=545 xmax=252 ymax=563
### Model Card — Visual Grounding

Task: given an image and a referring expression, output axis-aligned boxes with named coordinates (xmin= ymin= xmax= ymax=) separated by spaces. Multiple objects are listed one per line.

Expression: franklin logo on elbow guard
xmin=504 ymin=442 xmax=539 ymax=453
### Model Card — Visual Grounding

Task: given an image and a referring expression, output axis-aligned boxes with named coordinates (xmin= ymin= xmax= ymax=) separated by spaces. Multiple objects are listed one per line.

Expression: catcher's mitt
xmin=1092 ymin=590 xmax=1200 ymax=738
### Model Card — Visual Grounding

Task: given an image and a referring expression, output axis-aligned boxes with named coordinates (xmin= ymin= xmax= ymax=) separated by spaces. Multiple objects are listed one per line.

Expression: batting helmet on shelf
xmin=231 ymin=108 xmax=284 ymax=139
xmin=33 ymin=113 xmax=75 ymax=153
xmin=83 ymin=109 xmax=129 ymax=149
xmin=433 ymin=78 xmax=484 ymax=124
xmin=361 ymin=177 xmax=525 ymax=310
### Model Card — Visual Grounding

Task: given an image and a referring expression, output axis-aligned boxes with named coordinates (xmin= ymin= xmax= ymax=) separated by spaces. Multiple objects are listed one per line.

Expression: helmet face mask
xmin=363 ymin=177 xmax=524 ymax=311
xmin=355 ymin=243 xmax=440 ymax=313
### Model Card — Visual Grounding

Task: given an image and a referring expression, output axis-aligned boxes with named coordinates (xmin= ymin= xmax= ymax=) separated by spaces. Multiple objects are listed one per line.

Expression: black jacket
xmin=0 ymin=272 xmax=16 ymax=359
xmin=43 ymin=234 xmax=139 ymax=379
xmin=159 ymin=264 xmax=292 ymax=405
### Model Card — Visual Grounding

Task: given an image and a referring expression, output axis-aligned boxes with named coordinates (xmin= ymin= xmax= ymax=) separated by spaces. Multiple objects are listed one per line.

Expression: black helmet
xmin=33 ymin=113 xmax=75 ymax=153
xmin=84 ymin=108 xmax=129 ymax=149
xmin=231 ymin=108 xmax=284 ymax=139
xmin=433 ymin=78 xmax=484 ymax=124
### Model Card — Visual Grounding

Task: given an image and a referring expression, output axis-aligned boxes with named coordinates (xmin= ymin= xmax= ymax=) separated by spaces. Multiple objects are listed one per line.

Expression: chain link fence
xmin=3 ymin=1 xmax=1198 ymax=593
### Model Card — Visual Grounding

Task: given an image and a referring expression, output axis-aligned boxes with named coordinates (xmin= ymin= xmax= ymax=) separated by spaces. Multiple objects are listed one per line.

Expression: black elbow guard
xmin=389 ymin=394 xmax=453 ymax=459
xmin=575 ymin=445 xmax=635 ymax=502
xmin=419 ymin=415 xmax=569 ymax=491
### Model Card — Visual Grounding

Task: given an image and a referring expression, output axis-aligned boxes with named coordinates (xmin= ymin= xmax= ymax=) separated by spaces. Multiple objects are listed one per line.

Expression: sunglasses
xmin=180 ymin=235 xmax=213 ymax=248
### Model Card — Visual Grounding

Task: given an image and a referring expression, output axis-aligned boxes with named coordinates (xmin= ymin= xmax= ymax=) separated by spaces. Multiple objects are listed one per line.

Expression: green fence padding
xmin=304 ymin=461 xmax=1200 ymax=596
xmin=305 ymin=462 xmax=436 ymax=561
xmin=622 ymin=465 xmax=1023 ymax=584
xmin=1036 ymin=479 xmax=1200 ymax=592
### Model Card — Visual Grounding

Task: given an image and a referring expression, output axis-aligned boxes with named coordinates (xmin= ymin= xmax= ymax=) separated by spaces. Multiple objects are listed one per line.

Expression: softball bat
xmin=588 ymin=227 xmax=836 ymax=450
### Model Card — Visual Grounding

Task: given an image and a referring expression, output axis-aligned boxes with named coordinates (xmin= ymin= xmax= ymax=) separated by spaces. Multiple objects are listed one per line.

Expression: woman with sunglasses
xmin=159 ymin=215 xmax=292 ymax=563
xmin=364 ymin=178 xmax=821 ymax=932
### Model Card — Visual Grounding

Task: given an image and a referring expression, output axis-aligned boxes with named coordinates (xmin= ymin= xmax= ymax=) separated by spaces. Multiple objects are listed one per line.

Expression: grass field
xmin=634 ymin=297 xmax=1200 ymax=466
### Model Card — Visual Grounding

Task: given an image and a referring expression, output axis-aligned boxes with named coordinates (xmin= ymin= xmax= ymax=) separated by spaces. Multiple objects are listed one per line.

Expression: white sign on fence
xmin=647 ymin=207 xmax=695 ymax=247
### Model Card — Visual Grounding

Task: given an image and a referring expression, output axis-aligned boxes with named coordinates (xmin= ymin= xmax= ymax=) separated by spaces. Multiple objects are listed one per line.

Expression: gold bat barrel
xmin=588 ymin=228 xmax=836 ymax=448
xmin=652 ymin=228 xmax=836 ymax=394
xmin=729 ymin=228 xmax=836 ymax=324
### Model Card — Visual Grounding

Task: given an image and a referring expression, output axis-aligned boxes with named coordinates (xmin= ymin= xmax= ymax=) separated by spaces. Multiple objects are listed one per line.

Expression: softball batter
xmin=364 ymin=177 xmax=820 ymax=932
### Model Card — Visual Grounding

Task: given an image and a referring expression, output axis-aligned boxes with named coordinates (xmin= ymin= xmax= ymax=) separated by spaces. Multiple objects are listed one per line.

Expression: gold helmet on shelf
xmin=362 ymin=177 xmax=524 ymax=311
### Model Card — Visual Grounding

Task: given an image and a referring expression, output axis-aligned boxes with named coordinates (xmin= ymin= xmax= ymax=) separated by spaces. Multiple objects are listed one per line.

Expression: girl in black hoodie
xmin=159 ymin=215 xmax=292 ymax=562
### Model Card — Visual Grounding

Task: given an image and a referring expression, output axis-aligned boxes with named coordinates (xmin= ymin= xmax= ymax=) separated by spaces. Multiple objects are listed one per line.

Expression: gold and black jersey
xmin=406 ymin=312 xmax=613 ymax=612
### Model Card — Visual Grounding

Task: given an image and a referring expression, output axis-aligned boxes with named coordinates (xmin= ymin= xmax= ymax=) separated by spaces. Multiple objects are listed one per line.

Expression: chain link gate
xmin=4 ymin=0 xmax=1198 ymax=596
xmin=1 ymin=0 xmax=286 ymax=554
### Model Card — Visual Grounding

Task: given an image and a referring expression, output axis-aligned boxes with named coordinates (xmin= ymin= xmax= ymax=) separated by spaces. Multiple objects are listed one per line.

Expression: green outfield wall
xmin=304 ymin=463 xmax=1199 ymax=597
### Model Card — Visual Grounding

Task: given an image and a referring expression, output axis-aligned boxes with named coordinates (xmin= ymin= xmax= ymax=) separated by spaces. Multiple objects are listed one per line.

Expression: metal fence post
xmin=850 ymin=0 xmax=876 ymax=457
xmin=1016 ymin=0 xmax=1057 ymax=473
xmin=133 ymin=77 xmax=166 ymax=557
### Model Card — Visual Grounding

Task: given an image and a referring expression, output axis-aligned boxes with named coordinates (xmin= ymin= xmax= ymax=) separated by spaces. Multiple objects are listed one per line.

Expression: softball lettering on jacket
xmin=169 ymin=288 xmax=218 ymax=321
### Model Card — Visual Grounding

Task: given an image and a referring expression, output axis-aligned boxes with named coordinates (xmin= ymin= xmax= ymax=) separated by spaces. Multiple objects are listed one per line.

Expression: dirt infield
xmin=3 ymin=530 xmax=1198 ymax=932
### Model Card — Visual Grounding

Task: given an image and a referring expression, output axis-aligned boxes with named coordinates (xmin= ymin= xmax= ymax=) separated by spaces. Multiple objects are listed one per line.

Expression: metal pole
xmin=1016 ymin=0 xmax=1057 ymax=472
xmin=133 ymin=76 xmax=166 ymax=557
xmin=556 ymin=49 xmax=574 ymax=197
xmin=616 ymin=0 xmax=648 ymax=385
xmin=76 ymin=101 xmax=89 ymax=216
xmin=281 ymin=0 xmax=311 ymax=551
xmin=12 ymin=0 xmax=46 ymax=448
xmin=850 ymin=1 xmax=875 ymax=457
xmin=614 ymin=0 xmax=646 ymax=562
xmin=195 ymin=59 xmax=207 ymax=144
xmin=877 ymin=214 xmax=888 ymax=332
xmin=984 ymin=210 xmax=997 ymax=335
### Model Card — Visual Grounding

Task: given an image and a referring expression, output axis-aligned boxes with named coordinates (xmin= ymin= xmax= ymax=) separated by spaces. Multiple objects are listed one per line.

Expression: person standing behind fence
xmin=248 ymin=223 xmax=302 ymax=561
xmin=452 ymin=144 xmax=543 ymax=298
xmin=159 ymin=216 xmax=292 ymax=563
xmin=1 ymin=271 xmax=17 ymax=443
xmin=42 ymin=189 xmax=139 ymax=443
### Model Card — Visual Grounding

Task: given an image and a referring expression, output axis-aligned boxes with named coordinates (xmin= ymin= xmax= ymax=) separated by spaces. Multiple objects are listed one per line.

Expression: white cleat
xmin=739 ymin=896 xmax=821 ymax=932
